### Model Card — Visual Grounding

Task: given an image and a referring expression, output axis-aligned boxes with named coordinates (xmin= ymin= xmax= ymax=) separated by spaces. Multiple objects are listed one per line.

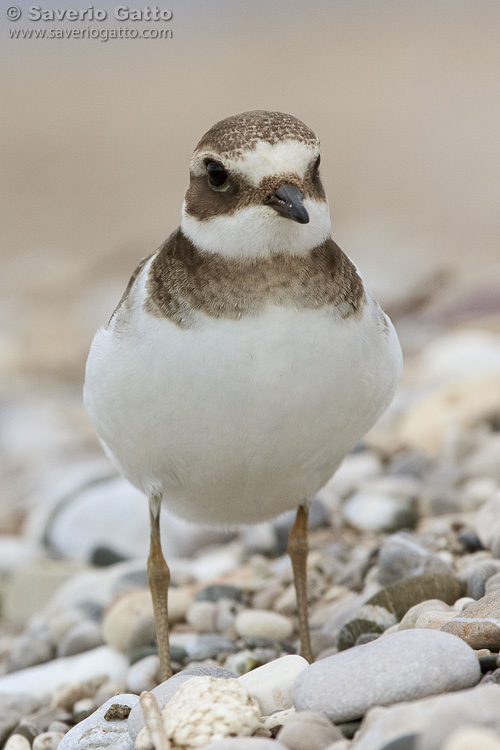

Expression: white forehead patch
xmin=193 ymin=139 xmax=319 ymax=186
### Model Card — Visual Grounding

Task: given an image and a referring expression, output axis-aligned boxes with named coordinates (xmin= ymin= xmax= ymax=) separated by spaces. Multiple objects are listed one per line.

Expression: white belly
xmin=84 ymin=294 xmax=401 ymax=524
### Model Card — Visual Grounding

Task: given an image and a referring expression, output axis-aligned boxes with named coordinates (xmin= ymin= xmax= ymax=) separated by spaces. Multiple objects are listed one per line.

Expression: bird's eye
xmin=206 ymin=160 xmax=228 ymax=188
xmin=313 ymin=155 xmax=321 ymax=173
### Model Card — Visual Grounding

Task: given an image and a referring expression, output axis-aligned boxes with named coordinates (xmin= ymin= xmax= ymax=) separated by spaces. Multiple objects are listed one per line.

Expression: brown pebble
xmin=476 ymin=648 xmax=492 ymax=657
xmin=104 ymin=703 xmax=132 ymax=721
xmin=442 ymin=590 xmax=500 ymax=650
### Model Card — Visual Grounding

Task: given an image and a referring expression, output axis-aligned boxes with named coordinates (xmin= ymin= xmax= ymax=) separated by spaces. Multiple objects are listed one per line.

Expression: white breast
xmin=84 ymin=261 xmax=401 ymax=525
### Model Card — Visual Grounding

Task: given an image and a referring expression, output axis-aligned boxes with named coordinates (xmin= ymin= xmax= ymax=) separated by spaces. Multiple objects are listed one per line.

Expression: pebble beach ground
xmin=2 ymin=264 xmax=500 ymax=750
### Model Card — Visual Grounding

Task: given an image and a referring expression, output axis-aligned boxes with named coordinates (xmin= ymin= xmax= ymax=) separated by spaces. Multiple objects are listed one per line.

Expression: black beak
xmin=264 ymin=184 xmax=310 ymax=224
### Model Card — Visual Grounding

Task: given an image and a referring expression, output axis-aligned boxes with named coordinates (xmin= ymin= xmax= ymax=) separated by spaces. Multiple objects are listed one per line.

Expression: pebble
xmin=6 ymin=626 xmax=54 ymax=672
xmin=474 ymin=492 xmax=500 ymax=549
xmin=361 ymin=574 xmax=466 ymax=621
xmin=415 ymin=610 xmax=456 ymax=629
xmin=486 ymin=572 xmax=500 ymax=594
xmin=398 ymin=599 xmax=452 ymax=629
xmin=0 ymin=646 xmax=128 ymax=699
xmin=185 ymin=633 xmax=237 ymax=661
xmin=2 ymin=559 xmax=85 ymax=628
xmin=238 ymin=655 xmax=308 ymax=715
xmin=491 ymin=533 xmax=500 ymax=560
xmin=138 ymin=676 xmax=260 ymax=749
xmin=32 ymin=731 xmax=65 ymax=750
xmin=293 ymin=629 xmax=481 ymax=722
xmin=440 ymin=727 xmax=500 ymax=750
xmin=224 ymin=650 xmax=261 ymax=675
xmin=276 ymin=711 xmax=343 ymax=749
xmin=377 ymin=736 xmax=418 ymax=750
xmin=186 ymin=600 xmax=217 ymax=632
xmin=102 ymin=587 xmax=192 ymax=654
xmin=57 ymin=694 xmax=138 ymax=750
xmin=57 ymin=620 xmax=103 ymax=658
xmin=453 ymin=597 xmax=475 ymax=611
xmin=398 ymin=371 xmax=500 ymax=455
xmin=126 ymin=655 xmax=159 ymax=693
xmin=4 ymin=737 xmax=31 ymax=750
xmin=337 ymin=605 xmax=397 ymax=651
xmin=195 ymin=584 xmax=243 ymax=603
xmin=464 ymin=560 xmax=500 ymax=599
xmin=441 ymin=589 xmax=500 ymax=650
xmin=465 ymin=434 xmax=500 ymax=482
xmin=377 ymin=534 xmax=453 ymax=587
xmin=343 ymin=491 xmax=418 ymax=534
xmin=252 ymin=583 xmax=285 ymax=611
xmin=127 ymin=664 xmax=238 ymax=740
xmin=323 ymin=452 xmax=382 ymax=498
xmin=353 ymin=684 xmax=500 ymax=750
xmin=460 ymin=478 xmax=498 ymax=512
xmin=235 ymin=609 xmax=293 ymax=640
xmin=72 ymin=696 xmax=95 ymax=722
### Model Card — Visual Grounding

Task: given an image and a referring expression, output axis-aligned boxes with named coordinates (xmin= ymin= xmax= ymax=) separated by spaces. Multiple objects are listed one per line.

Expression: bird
xmin=84 ymin=110 xmax=402 ymax=683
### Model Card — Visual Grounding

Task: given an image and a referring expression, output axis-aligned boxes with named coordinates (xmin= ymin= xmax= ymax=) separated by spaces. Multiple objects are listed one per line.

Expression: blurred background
xmin=1 ymin=0 xmax=500 ymax=625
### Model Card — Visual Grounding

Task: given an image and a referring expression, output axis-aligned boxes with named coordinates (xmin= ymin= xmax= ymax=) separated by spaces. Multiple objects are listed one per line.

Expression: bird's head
xmin=181 ymin=110 xmax=331 ymax=258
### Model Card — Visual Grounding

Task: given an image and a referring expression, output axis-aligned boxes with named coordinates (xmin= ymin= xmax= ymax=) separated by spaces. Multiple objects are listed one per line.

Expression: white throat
xmin=181 ymin=200 xmax=331 ymax=258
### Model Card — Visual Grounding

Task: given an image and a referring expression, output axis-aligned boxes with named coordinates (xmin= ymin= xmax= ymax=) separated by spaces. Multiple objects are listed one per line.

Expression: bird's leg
xmin=147 ymin=493 xmax=172 ymax=682
xmin=288 ymin=503 xmax=313 ymax=663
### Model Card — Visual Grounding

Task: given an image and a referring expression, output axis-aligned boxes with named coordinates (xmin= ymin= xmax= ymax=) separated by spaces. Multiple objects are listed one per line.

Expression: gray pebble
xmin=277 ymin=711 xmax=343 ymax=749
xmin=127 ymin=665 xmax=237 ymax=740
xmin=490 ymin=530 xmax=500 ymax=559
xmin=379 ymin=735 xmax=419 ymax=750
xmin=485 ymin=571 xmax=500 ymax=595
xmin=389 ymin=450 xmax=432 ymax=479
xmin=0 ymin=694 xmax=39 ymax=747
xmin=377 ymin=533 xmax=453 ymax=587
xmin=58 ymin=694 xmax=138 ymax=750
xmin=343 ymin=491 xmax=418 ymax=534
xmin=194 ymin=584 xmax=243 ymax=602
xmin=466 ymin=560 xmax=500 ymax=599
xmin=293 ymin=629 xmax=480 ymax=723
xmin=7 ymin=627 xmax=54 ymax=672
xmin=57 ymin=620 xmax=103 ymax=658
xmin=185 ymin=634 xmax=237 ymax=661
xmin=337 ymin=604 xmax=397 ymax=651
xmin=354 ymin=683 xmax=500 ymax=750
xmin=126 ymin=655 xmax=159 ymax=694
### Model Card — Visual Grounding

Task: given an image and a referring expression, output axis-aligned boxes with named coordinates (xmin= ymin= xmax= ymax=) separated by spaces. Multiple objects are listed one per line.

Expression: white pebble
xmin=186 ymin=600 xmax=217 ymax=632
xmin=454 ymin=597 xmax=476 ymax=612
xmin=32 ymin=732 xmax=65 ymax=750
xmin=238 ymin=655 xmax=308 ymax=714
xmin=4 ymin=737 xmax=31 ymax=750
xmin=235 ymin=609 xmax=293 ymax=640
xmin=126 ymin=655 xmax=159 ymax=694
